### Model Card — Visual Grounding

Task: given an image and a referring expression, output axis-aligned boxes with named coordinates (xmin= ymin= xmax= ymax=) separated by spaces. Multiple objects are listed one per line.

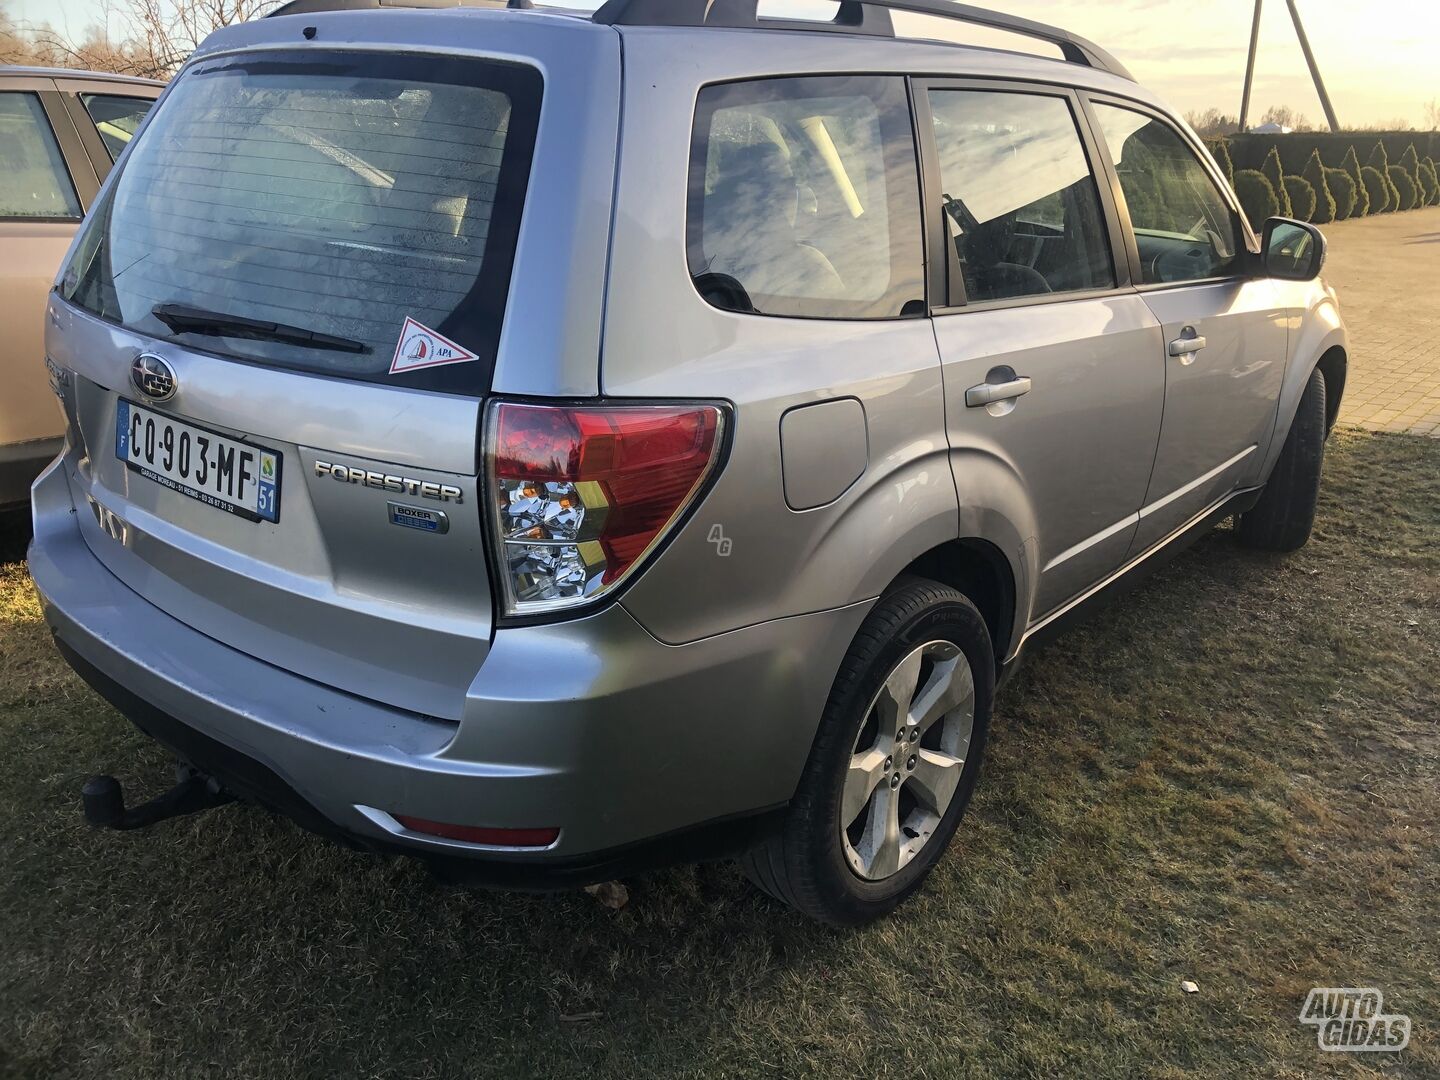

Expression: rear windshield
xmin=61 ymin=51 xmax=542 ymax=395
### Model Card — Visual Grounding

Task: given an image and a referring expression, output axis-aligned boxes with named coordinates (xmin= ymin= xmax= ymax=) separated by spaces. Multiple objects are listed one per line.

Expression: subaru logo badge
xmin=131 ymin=353 xmax=176 ymax=401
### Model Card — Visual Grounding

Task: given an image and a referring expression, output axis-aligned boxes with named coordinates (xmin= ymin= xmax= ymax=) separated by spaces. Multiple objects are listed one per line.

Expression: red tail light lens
xmin=486 ymin=401 xmax=723 ymax=616
xmin=395 ymin=815 xmax=558 ymax=848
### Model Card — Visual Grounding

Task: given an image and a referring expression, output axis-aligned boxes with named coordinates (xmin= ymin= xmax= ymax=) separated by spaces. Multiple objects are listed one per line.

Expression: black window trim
xmin=58 ymin=90 xmax=156 ymax=181
xmin=0 ymin=85 xmax=97 ymax=223
xmin=910 ymin=76 xmax=1134 ymax=316
xmin=685 ymin=72 xmax=929 ymax=323
xmin=1078 ymin=90 xmax=1262 ymax=294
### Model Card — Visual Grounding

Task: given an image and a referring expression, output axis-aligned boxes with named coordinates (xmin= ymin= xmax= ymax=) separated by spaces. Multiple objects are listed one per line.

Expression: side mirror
xmin=1262 ymin=218 xmax=1327 ymax=281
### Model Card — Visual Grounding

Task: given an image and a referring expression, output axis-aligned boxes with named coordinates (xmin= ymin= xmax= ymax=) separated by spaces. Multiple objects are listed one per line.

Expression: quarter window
xmin=81 ymin=94 xmax=156 ymax=160
xmin=926 ymin=89 xmax=1115 ymax=304
xmin=688 ymin=76 xmax=924 ymax=319
xmin=0 ymin=93 xmax=81 ymax=219
xmin=1092 ymin=103 xmax=1241 ymax=284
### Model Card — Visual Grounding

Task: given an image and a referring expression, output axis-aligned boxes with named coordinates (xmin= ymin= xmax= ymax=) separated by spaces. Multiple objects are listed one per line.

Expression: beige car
xmin=0 ymin=67 xmax=160 ymax=510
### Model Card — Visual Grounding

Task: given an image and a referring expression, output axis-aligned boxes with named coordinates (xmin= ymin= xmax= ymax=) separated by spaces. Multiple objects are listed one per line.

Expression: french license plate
xmin=115 ymin=399 xmax=281 ymax=523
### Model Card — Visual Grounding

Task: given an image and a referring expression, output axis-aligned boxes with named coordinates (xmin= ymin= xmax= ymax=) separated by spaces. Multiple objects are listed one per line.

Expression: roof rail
xmin=591 ymin=0 xmax=1134 ymax=82
xmin=267 ymin=0 xmax=531 ymax=17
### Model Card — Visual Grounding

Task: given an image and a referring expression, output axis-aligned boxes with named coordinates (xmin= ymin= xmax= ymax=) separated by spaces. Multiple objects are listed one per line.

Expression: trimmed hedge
xmin=1208 ymin=137 xmax=1236 ymax=188
xmin=1262 ymin=147 xmax=1292 ymax=216
xmin=1227 ymin=137 xmax=1440 ymax=217
xmin=1361 ymin=165 xmax=1392 ymax=213
xmin=1343 ymin=146 xmax=1371 ymax=216
xmin=1284 ymin=176 xmax=1318 ymax=222
xmin=1367 ymin=142 xmax=1402 ymax=210
xmin=1398 ymin=144 xmax=1422 ymax=186
xmin=1326 ymin=167 xmax=1358 ymax=220
xmin=1388 ymin=165 xmax=1420 ymax=211
xmin=1228 ymin=131 xmax=1440 ymax=173
xmin=1235 ymin=169 xmax=1280 ymax=230
xmin=1302 ymin=149 xmax=1336 ymax=223
xmin=1422 ymin=159 xmax=1440 ymax=206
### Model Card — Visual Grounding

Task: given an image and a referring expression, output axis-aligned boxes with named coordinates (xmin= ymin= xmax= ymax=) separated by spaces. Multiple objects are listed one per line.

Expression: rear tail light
xmin=485 ymin=401 xmax=724 ymax=617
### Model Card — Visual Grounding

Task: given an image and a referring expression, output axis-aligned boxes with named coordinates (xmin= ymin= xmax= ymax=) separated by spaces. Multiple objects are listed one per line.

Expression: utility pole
xmin=1238 ymin=0 xmax=1263 ymax=132
xmin=1238 ymin=0 xmax=1341 ymax=133
xmin=1285 ymin=0 xmax=1341 ymax=131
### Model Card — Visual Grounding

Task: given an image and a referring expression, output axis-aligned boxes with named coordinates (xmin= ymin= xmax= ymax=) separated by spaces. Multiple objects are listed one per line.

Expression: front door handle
xmin=1168 ymin=333 xmax=1207 ymax=358
xmin=965 ymin=376 xmax=1032 ymax=408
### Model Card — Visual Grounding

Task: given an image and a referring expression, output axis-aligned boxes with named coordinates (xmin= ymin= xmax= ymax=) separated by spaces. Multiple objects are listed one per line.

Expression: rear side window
xmin=1092 ymin=103 xmax=1241 ymax=284
xmin=81 ymin=94 xmax=155 ymax=160
xmin=0 ymin=92 xmax=81 ymax=220
xmin=688 ymin=76 xmax=924 ymax=319
xmin=61 ymin=51 xmax=541 ymax=395
xmin=926 ymin=89 xmax=1114 ymax=304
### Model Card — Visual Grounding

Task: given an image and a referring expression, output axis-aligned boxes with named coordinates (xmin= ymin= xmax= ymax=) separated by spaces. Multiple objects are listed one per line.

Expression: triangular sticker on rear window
xmin=389 ymin=317 xmax=479 ymax=374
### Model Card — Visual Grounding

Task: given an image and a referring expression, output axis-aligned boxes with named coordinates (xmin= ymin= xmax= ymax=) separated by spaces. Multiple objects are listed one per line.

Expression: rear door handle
xmin=1168 ymin=334 xmax=1207 ymax=357
xmin=965 ymin=376 xmax=1032 ymax=408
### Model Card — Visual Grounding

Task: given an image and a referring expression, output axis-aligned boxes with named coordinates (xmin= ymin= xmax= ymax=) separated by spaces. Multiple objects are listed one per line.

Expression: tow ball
xmin=82 ymin=764 xmax=236 ymax=830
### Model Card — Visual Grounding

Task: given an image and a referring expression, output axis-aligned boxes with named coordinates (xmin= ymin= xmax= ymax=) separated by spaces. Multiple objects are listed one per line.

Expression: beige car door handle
xmin=965 ymin=377 xmax=1032 ymax=408
xmin=1168 ymin=334 xmax=1207 ymax=358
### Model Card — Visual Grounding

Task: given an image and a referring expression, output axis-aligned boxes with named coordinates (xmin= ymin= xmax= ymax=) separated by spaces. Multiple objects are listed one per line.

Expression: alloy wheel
xmin=840 ymin=639 xmax=975 ymax=881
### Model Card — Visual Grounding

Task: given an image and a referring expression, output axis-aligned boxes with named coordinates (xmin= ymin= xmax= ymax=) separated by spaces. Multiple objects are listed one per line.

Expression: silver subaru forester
xmin=30 ymin=0 xmax=1346 ymax=925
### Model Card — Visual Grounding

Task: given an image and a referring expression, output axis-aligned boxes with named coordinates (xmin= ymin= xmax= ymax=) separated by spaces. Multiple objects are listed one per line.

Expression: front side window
xmin=81 ymin=94 xmax=156 ymax=160
xmin=927 ymin=89 xmax=1115 ymax=304
xmin=1093 ymin=103 xmax=1241 ymax=285
xmin=0 ymin=92 xmax=81 ymax=219
xmin=61 ymin=51 xmax=541 ymax=395
xmin=688 ymin=76 xmax=924 ymax=319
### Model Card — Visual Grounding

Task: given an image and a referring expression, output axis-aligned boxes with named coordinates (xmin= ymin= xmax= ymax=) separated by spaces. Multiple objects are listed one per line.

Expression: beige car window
xmin=0 ymin=92 xmax=81 ymax=219
xmin=80 ymin=94 xmax=156 ymax=161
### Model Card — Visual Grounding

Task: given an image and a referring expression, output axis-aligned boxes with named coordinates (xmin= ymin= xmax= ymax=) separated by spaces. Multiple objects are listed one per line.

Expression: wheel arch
xmin=893 ymin=538 xmax=1019 ymax=670
xmin=1315 ymin=345 xmax=1347 ymax=435
xmin=1261 ymin=301 xmax=1347 ymax=480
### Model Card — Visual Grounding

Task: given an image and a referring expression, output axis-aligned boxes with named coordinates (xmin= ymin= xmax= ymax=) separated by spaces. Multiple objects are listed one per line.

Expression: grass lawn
xmin=1 ymin=428 xmax=1436 ymax=1079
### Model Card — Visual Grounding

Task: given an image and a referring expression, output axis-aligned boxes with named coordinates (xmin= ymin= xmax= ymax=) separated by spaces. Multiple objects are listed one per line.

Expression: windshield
xmin=61 ymin=51 xmax=542 ymax=395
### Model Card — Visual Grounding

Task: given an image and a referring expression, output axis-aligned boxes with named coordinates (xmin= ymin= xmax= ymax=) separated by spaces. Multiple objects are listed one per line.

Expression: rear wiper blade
xmin=152 ymin=303 xmax=367 ymax=353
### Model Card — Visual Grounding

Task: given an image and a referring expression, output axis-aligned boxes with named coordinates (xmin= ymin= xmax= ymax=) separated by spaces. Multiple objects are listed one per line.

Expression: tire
xmin=0 ymin=507 xmax=32 ymax=565
xmin=1237 ymin=367 xmax=1327 ymax=553
xmin=741 ymin=579 xmax=994 ymax=926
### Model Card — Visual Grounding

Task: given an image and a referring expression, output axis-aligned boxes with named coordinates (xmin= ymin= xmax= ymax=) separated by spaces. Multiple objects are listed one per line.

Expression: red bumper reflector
xmin=394 ymin=815 xmax=559 ymax=848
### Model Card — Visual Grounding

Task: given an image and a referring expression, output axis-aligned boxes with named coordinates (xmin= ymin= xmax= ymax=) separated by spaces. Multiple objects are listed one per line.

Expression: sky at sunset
xmin=11 ymin=0 xmax=1439 ymax=129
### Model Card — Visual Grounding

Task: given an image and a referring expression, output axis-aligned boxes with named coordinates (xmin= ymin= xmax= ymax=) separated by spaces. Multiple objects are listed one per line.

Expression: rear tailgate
xmin=46 ymin=11 xmax=621 ymax=720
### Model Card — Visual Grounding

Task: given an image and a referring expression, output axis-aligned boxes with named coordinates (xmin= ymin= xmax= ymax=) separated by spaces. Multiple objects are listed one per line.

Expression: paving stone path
xmin=1323 ymin=206 xmax=1440 ymax=436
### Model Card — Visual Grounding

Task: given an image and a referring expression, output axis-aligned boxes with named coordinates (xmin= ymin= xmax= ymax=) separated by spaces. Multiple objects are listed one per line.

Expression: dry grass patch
xmin=1 ymin=428 xmax=1436 ymax=1079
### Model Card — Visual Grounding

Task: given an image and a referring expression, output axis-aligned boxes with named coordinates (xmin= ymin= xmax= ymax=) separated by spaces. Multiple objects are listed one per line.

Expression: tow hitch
xmin=82 ymin=764 xmax=236 ymax=830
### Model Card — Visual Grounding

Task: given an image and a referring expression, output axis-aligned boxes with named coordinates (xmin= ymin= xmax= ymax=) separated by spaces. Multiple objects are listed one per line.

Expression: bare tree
xmin=1424 ymin=99 xmax=1440 ymax=132
xmin=2 ymin=2 xmax=53 ymax=64
xmin=1353 ymin=117 xmax=1415 ymax=132
xmin=15 ymin=0 xmax=279 ymax=79
xmin=117 ymin=0 xmax=281 ymax=77
xmin=1185 ymin=107 xmax=1239 ymax=137
xmin=1258 ymin=105 xmax=1314 ymax=132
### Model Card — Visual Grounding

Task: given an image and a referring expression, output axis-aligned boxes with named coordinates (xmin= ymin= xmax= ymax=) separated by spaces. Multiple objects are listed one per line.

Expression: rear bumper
xmin=30 ymin=458 xmax=868 ymax=881
xmin=1 ymin=436 xmax=62 ymax=510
